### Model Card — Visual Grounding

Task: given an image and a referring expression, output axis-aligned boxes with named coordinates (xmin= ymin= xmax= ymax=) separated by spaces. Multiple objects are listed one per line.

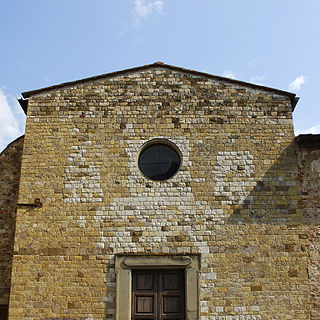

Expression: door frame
xmin=115 ymin=255 xmax=200 ymax=320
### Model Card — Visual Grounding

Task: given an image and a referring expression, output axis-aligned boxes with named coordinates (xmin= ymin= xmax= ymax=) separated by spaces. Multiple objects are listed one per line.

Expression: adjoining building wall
xmin=297 ymin=135 xmax=320 ymax=320
xmin=0 ymin=136 xmax=24 ymax=317
xmin=7 ymin=67 xmax=310 ymax=319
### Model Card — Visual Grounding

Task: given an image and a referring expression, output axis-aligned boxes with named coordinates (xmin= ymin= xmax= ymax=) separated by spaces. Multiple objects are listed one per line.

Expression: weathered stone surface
xmin=3 ymin=66 xmax=315 ymax=319
xmin=0 ymin=136 xmax=23 ymax=305
xmin=297 ymin=136 xmax=320 ymax=320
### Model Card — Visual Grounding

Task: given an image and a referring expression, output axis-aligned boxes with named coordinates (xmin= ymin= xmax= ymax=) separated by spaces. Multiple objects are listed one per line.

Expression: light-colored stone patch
xmin=94 ymin=137 xmax=227 ymax=314
xmin=63 ymin=136 xmax=103 ymax=203
xmin=77 ymin=216 xmax=87 ymax=228
xmin=213 ymin=151 xmax=255 ymax=205
xmin=311 ymin=158 xmax=320 ymax=177
xmin=94 ymin=136 xmax=226 ymax=253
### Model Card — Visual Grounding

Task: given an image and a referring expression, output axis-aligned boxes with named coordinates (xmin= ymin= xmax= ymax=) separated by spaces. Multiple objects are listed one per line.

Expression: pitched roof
xmin=19 ymin=62 xmax=299 ymax=114
xmin=296 ymin=134 xmax=320 ymax=147
xmin=0 ymin=135 xmax=24 ymax=157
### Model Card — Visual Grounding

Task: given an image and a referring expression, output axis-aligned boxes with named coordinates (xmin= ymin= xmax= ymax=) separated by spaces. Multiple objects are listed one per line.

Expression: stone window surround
xmin=136 ymin=138 xmax=183 ymax=182
xmin=115 ymin=254 xmax=200 ymax=320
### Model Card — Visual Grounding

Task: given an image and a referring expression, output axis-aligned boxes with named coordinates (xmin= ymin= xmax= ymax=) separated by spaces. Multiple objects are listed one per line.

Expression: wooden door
xmin=132 ymin=270 xmax=185 ymax=320
xmin=0 ymin=305 xmax=8 ymax=320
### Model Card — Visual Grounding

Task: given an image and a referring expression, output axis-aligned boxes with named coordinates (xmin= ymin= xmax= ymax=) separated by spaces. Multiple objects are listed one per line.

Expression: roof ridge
xmin=20 ymin=62 xmax=298 ymax=111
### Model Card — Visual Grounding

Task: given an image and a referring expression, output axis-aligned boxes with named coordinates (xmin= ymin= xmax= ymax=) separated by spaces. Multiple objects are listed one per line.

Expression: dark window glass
xmin=138 ymin=143 xmax=180 ymax=181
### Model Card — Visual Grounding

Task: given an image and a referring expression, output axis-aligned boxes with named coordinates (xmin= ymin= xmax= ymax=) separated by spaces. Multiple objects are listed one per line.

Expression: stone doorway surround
xmin=115 ymin=255 xmax=200 ymax=320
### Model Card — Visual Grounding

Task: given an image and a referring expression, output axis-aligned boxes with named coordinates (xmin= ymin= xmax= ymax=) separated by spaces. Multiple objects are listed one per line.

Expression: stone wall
xmin=0 ymin=136 xmax=24 ymax=310
xmin=8 ymin=67 xmax=309 ymax=319
xmin=297 ymin=135 xmax=320 ymax=320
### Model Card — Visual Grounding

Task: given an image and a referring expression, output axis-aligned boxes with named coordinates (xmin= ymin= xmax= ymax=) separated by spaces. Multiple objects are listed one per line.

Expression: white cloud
xmin=250 ymin=75 xmax=265 ymax=85
xmin=201 ymin=68 xmax=209 ymax=73
xmin=248 ymin=60 xmax=258 ymax=67
xmin=132 ymin=0 xmax=164 ymax=26
xmin=0 ymin=88 xmax=26 ymax=152
xmin=222 ymin=70 xmax=237 ymax=79
xmin=288 ymin=75 xmax=308 ymax=91
xmin=134 ymin=35 xmax=143 ymax=43
xmin=295 ymin=124 xmax=320 ymax=136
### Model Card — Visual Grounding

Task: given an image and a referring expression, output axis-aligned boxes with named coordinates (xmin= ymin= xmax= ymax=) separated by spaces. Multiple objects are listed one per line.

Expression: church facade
xmin=0 ymin=63 xmax=319 ymax=319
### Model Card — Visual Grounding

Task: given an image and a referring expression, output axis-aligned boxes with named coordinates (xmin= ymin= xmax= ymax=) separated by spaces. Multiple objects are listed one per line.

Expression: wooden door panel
xmin=132 ymin=270 xmax=184 ymax=320
xmin=136 ymin=296 xmax=155 ymax=313
xmin=162 ymin=273 xmax=181 ymax=290
xmin=136 ymin=273 xmax=156 ymax=290
xmin=162 ymin=296 xmax=181 ymax=313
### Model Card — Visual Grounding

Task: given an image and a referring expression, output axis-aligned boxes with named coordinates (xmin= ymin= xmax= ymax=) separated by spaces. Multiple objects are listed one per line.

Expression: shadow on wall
xmin=296 ymin=135 xmax=320 ymax=319
xmin=0 ymin=135 xmax=24 ymax=317
xmin=198 ymin=140 xmax=312 ymax=318
xmin=225 ymin=140 xmax=302 ymax=226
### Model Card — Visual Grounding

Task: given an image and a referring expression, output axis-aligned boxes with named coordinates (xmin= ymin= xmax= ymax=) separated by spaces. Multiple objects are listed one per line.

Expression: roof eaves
xmin=296 ymin=134 xmax=320 ymax=147
xmin=18 ymin=98 xmax=28 ymax=115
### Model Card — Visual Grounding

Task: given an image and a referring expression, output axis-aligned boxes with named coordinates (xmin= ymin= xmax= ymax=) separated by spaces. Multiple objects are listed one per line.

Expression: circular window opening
xmin=138 ymin=141 xmax=181 ymax=181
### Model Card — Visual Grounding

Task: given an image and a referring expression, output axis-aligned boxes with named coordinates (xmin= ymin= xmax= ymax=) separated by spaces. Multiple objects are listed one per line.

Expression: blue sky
xmin=1 ymin=0 xmax=319 ymax=151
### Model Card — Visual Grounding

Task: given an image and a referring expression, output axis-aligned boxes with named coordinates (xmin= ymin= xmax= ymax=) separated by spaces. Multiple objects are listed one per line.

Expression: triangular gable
xmin=19 ymin=62 xmax=299 ymax=114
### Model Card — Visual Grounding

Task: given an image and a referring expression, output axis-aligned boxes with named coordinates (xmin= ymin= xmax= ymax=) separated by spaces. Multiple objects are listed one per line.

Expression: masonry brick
xmin=0 ymin=136 xmax=23 ymax=308
xmin=2 ymin=65 xmax=315 ymax=319
xmin=297 ymin=135 xmax=320 ymax=320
